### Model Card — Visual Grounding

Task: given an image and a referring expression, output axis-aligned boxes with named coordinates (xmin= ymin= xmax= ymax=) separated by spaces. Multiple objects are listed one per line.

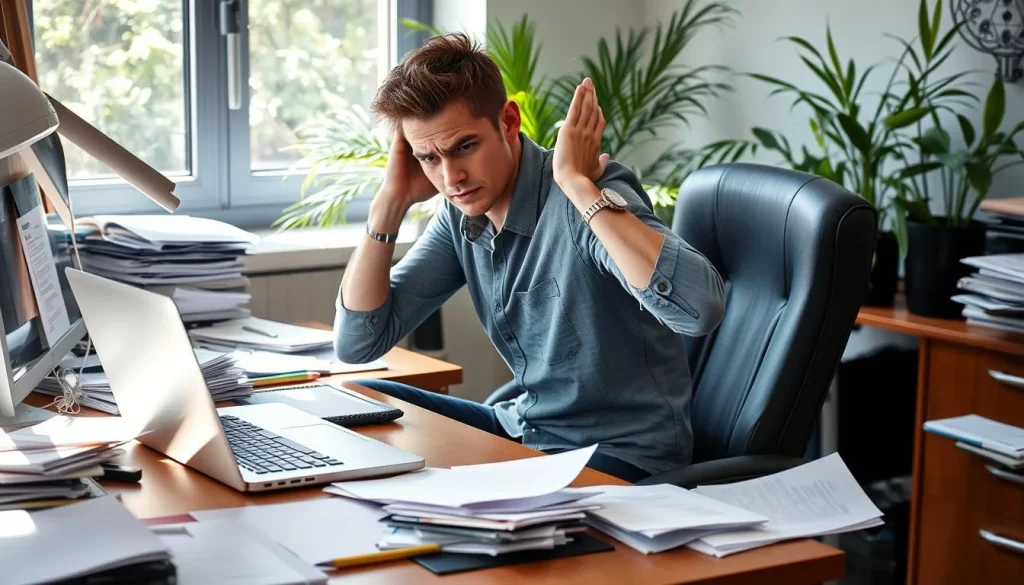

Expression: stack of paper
xmin=0 ymin=416 xmax=138 ymax=509
xmin=924 ymin=414 xmax=1024 ymax=468
xmin=2 ymin=496 xmax=173 ymax=585
xmin=154 ymin=520 xmax=328 ymax=585
xmin=686 ymin=453 xmax=885 ymax=557
xmin=569 ymin=484 xmax=770 ymax=554
xmin=230 ymin=349 xmax=387 ymax=377
xmin=955 ymin=254 xmax=1024 ymax=332
xmin=326 ymin=446 xmax=604 ymax=555
xmin=35 ymin=347 xmax=252 ymax=414
xmin=976 ymin=199 xmax=1024 ymax=254
xmin=75 ymin=215 xmax=259 ymax=323
xmin=0 ymin=473 xmax=106 ymax=512
xmin=189 ymin=317 xmax=335 ymax=354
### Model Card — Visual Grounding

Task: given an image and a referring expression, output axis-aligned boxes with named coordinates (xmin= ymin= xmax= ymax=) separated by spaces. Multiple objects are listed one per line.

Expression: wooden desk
xmin=295 ymin=322 xmax=462 ymax=393
xmin=34 ymin=383 xmax=845 ymax=584
xmin=341 ymin=346 xmax=462 ymax=393
xmin=856 ymin=300 xmax=1024 ymax=585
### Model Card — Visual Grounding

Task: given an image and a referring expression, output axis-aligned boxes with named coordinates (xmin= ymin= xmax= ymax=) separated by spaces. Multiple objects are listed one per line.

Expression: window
xmin=29 ymin=0 xmax=428 ymax=226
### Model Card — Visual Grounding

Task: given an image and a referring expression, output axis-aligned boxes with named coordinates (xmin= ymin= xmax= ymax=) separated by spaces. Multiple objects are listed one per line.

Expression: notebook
xmin=238 ymin=383 xmax=404 ymax=426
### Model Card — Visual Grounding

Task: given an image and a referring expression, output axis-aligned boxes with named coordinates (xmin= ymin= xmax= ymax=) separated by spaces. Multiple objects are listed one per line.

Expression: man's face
xmin=403 ymin=99 xmax=521 ymax=218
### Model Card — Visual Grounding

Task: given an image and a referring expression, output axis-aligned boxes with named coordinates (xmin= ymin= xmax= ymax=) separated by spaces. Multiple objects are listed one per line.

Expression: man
xmin=335 ymin=33 xmax=725 ymax=482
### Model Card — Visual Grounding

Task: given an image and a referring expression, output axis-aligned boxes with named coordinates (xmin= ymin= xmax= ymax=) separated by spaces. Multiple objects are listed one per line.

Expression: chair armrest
xmin=635 ymin=455 xmax=806 ymax=488
xmin=483 ymin=379 xmax=523 ymax=406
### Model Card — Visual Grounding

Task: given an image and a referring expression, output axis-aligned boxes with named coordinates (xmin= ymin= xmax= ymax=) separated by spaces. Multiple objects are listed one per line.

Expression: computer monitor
xmin=0 ymin=171 xmax=86 ymax=419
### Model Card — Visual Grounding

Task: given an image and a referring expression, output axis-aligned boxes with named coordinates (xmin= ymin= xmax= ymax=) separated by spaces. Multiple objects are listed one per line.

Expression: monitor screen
xmin=0 ymin=173 xmax=81 ymax=382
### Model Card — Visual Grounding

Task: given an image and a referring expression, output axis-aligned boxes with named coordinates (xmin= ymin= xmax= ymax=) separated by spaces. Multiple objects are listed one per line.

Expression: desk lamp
xmin=0 ymin=40 xmax=181 ymax=217
xmin=0 ymin=50 xmax=58 ymax=159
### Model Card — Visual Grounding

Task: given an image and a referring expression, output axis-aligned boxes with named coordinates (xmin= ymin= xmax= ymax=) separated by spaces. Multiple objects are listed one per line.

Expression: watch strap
xmin=366 ymin=224 xmax=399 ymax=243
xmin=582 ymin=198 xmax=611 ymax=226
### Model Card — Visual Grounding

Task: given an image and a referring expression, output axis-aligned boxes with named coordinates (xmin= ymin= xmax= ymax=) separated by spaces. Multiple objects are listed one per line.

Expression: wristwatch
xmin=366 ymin=223 xmax=399 ymax=243
xmin=582 ymin=188 xmax=628 ymax=226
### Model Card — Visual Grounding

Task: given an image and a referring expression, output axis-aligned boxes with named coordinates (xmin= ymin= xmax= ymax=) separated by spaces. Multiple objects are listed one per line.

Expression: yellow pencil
xmin=250 ymin=371 xmax=320 ymax=387
xmin=314 ymin=543 xmax=443 ymax=569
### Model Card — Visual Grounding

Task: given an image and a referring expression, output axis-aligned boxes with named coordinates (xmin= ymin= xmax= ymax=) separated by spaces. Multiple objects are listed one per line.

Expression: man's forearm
xmin=561 ymin=176 xmax=664 ymax=289
xmin=340 ymin=196 xmax=410 ymax=311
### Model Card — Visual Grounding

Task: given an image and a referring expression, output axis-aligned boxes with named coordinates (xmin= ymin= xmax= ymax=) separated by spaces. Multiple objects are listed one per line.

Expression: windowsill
xmin=243 ymin=221 xmax=421 ymax=275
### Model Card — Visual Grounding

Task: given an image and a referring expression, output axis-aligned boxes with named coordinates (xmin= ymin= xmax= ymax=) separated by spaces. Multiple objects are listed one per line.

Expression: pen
xmin=250 ymin=371 xmax=321 ymax=387
xmin=242 ymin=325 xmax=279 ymax=338
xmin=315 ymin=543 xmax=442 ymax=569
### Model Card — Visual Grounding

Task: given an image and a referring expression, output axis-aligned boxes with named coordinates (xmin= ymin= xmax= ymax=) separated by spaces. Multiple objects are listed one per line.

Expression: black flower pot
xmin=863 ymin=231 xmax=899 ymax=307
xmin=904 ymin=219 xmax=986 ymax=318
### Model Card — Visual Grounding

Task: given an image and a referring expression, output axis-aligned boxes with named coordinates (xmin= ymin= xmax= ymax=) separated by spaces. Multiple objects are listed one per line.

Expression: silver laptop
xmin=64 ymin=268 xmax=424 ymax=492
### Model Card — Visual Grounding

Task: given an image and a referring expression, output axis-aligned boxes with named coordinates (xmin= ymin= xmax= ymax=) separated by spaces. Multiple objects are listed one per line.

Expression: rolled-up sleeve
xmin=628 ymin=232 xmax=725 ymax=335
xmin=569 ymin=165 xmax=725 ymax=336
xmin=334 ymin=206 xmax=466 ymax=363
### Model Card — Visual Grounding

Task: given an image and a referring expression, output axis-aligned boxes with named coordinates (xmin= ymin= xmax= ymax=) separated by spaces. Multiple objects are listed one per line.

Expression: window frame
xmin=28 ymin=0 xmax=431 ymax=228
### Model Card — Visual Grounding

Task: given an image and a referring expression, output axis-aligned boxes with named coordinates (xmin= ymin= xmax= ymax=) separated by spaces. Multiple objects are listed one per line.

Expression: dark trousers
xmin=356 ymin=379 xmax=651 ymax=483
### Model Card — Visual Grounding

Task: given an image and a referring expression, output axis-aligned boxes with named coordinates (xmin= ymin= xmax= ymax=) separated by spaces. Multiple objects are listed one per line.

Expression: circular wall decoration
xmin=951 ymin=0 xmax=1024 ymax=82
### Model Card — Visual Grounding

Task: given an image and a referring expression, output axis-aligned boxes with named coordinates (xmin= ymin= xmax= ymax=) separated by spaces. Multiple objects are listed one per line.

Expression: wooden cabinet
xmin=914 ymin=341 xmax=1024 ymax=584
xmin=856 ymin=303 xmax=1024 ymax=585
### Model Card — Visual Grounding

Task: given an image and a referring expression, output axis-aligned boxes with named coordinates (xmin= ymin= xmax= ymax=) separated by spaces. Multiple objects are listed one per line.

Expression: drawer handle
xmin=979 ymin=529 xmax=1024 ymax=556
xmin=986 ymin=464 xmax=1024 ymax=486
xmin=988 ymin=369 xmax=1024 ymax=390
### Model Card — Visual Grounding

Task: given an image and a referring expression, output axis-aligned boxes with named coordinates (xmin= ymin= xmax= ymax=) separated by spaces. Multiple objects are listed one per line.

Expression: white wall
xmin=643 ymin=0 xmax=1024 ymax=200
xmin=487 ymin=0 xmax=648 ymax=80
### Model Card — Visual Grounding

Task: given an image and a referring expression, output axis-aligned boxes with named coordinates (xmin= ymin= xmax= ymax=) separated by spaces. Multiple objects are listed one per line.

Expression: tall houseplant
xmin=681 ymin=0 xmax=979 ymax=306
xmin=894 ymin=76 xmax=1024 ymax=317
xmin=273 ymin=0 xmax=738 ymax=230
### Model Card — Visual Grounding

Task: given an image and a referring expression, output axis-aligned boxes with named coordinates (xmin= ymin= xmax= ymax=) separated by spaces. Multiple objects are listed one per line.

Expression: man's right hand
xmin=377 ymin=128 xmax=437 ymax=208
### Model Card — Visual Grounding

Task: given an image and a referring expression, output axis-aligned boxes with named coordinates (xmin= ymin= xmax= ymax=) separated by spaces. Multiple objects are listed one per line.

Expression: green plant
xmin=697 ymin=0 xmax=977 ymax=237
xmin=552 ymin=0 xmax=737 ymax=161
xmin=272 ymin=106 xmax=389 ymax=230
xmin=891 ymin=77 xmax=1024 ymax=233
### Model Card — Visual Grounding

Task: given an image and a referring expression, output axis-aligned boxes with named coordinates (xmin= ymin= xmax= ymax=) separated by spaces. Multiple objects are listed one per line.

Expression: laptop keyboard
xmin=220 ymin=415 xmax=343 ymax=475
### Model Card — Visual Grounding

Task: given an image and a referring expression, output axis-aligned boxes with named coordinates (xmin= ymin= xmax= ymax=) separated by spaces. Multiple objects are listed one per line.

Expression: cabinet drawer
xmin=924 ymin=341 xmax=1024 ymax=426
xmin=914 ymin=433 xmax=1024 ymax=584
xmin=916 ymin=340 xmax=1024 ymax=583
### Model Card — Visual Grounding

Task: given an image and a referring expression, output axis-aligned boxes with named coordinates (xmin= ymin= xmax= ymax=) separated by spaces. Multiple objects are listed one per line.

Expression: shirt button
xmin=494 ymin=302 xmax=501 ymax=313
xmin=370 ymin=316 xmax=379 ymax=325
xmin=503 ymin=332 xmax=513 ymax=341
xmin=656 ymin=282 xmax=669 ymax=293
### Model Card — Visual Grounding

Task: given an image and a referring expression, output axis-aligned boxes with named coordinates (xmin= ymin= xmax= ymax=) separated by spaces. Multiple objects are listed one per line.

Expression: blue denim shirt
xmin=335 ymin=135 xmax=725 ymax=474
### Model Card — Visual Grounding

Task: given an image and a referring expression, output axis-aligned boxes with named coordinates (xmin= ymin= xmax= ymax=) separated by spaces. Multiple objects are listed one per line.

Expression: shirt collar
xmin=460 ymin=133 xmax=547 ymax=243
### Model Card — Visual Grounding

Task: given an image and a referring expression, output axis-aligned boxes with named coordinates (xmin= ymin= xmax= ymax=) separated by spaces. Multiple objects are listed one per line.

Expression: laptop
xmin=64 ymin=268 xmax=424 ymax=492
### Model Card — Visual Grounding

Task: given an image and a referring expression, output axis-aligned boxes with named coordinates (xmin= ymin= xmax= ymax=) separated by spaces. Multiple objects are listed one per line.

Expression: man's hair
xmin=370 ymin=33 xmax=507 ymax=129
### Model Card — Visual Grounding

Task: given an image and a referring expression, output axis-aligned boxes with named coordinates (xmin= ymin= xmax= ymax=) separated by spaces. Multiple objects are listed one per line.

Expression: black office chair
xmin=637 ymin=162 xmax=876 ymax=487
xmin=485 ymin=163 xmax=876 ymax=487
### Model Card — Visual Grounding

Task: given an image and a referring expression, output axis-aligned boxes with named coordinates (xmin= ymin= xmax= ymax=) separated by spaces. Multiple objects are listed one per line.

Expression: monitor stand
xmin=0 ymin=403 xmax=56 ymax=430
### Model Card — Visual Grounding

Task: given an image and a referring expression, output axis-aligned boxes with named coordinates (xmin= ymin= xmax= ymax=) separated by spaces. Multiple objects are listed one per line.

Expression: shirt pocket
xmin=513 ymin=278 xmax=581 ymax=366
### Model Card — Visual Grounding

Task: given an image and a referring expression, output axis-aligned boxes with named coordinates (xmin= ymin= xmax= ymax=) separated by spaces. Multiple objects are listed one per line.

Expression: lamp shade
xmin=0 ymin=60 xmax=58 ymax=160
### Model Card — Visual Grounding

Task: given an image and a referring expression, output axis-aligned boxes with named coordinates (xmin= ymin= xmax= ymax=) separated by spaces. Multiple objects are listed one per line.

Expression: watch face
xmin=603 ymin=189 xmax=628 ymax=208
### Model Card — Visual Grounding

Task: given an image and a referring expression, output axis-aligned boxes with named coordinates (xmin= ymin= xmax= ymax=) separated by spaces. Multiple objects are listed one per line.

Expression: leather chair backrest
xmin=673 ymin=163 xmax=876 ymax=463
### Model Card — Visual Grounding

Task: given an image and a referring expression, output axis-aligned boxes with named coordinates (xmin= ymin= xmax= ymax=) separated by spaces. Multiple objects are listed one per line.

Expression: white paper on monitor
xmin=16 ymin=203 xmax=71 ymax=347
xmin=691 ymin=453 xmax=884 ymax=556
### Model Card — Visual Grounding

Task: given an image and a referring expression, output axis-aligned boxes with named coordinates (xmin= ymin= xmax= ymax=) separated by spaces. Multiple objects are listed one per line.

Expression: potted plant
xmin=273 ymin=0 xmax=738 ymax=230
xmin=675 ymin=0 xmax=978 ymax=307
xmin=892 ymin=77 xmax=1024 ymax=318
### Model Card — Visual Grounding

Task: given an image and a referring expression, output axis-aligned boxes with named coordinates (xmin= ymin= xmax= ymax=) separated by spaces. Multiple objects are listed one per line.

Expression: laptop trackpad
xmin=281 ymin=423 xmax=368 ymax=455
